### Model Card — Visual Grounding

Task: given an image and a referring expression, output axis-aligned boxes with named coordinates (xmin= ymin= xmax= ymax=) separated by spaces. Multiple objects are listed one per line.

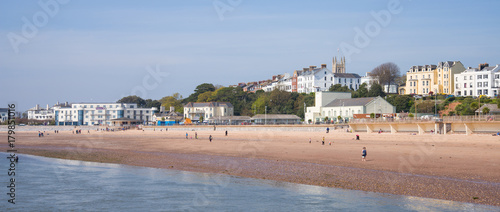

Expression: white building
xmin=296 ymin=65 xmax=334 ymax=93
xmin=305 ymin=91 xmax=395 ymax=123
xmin=454 ymin=64 xmax=500 ymax=97
xmin=184 ymin=102 xmax=234 ymax=122
xmin=0 ymin=108 xmax=9 ymax=123
xmin=54 ymin=102 xmax=157 ymax=126
xmin=27 ymin=104 xmax=55 ymax=121
xmin=333 ymin=73 xmax=362 ymax=91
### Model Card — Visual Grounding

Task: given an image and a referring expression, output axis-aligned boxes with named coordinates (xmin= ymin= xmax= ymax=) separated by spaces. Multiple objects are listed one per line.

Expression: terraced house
xmin=405 ymin=61 xmax=465 ymax=95
xmin=454 ymin=63 xmax=500 ymax=97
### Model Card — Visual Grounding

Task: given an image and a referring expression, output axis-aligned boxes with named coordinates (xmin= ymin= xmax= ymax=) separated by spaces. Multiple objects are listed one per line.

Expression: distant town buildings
xmin=27 ymin=104 xmax=54 ymax=121
xmin=405 ymin=61 xmax=466 ymax=95
xmin=53 ymin=102 xmax=157 ymax=126
xmin=237 ymin=57 xmax=361 ymax=94
xmin=454 ymin=63 xmax=500 ymax=97
xmin=153 ymin=106 xmax=183 ymax=126
xmin=183 ymin=102 xmax=234 ymax=122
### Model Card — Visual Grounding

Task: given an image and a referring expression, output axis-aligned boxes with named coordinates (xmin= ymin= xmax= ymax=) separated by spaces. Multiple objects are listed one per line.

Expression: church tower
xmin=332 ymin=56 xmax=346 ymax=73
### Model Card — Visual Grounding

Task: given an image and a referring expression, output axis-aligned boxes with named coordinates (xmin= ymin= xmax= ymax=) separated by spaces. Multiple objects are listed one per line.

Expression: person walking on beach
xmin=309 ymin=138 xmax=311 ymax=143
xmin=362 ymin=147 xmax=367 ymax=162
xmin=209 ymin=135 xmax=213 ymax=142
xmin=195 ymin=132 xmax=198 ymax=139
xmin=225 ymin=130 xmax=228 ymax=136
xmin=186 ymin=132 xmax=188 ymax=139
xmin=322 ymin=137 xmax=325 ymax=145
xmin=326 ymin=127 xmax=329 ymax=133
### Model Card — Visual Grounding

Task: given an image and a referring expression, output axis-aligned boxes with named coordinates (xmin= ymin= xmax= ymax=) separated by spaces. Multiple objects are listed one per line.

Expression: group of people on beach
xmin=313 ymin=127 xmax=366 ymax=162
xmin=186 ymin=132 xmax=213 ymax=142
xmin=184 ymin=129 xmax=228 ymax=142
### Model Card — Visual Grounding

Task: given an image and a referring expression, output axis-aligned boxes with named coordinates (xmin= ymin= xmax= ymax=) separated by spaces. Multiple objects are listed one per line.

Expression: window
xmin=478 ymin=75 xmax=482 ymax=79
xmin=496 ymin=74 xmax=499 ymax=79
xmin=478 ymin=82 xmax=482 ymax=87
xmin=484 ymin=89 xmax=488 ymax=95
xmin=422 ymin=81 xmax=425 ymax=86
xmin=464 ymin=76 xmax=466 ymax=80
xmin=484 ymin=75 xmax=488 ymax=79
xmin=470 ymin=90 xmax=473 ymax=96
xmin=470 ymin=83 xmax=472 ymax=88
xmin=324 ymin=76 xmax=327 ymax=80
xmin=130 ymin=105 xmax=134 ymax=108
xmin=426 ymin=81 xmax=429 ymax=86
xmin=478 ymin=90 xmax=482 ymax=95
xmin=484 ymin=82 xmax=488 ymax=87
xmin=470 ymin=76 xmax=473 ymax=80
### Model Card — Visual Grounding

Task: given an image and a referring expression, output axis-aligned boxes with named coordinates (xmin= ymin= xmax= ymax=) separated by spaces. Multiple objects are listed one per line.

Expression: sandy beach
xmin=2 ymin=127 xmax=500 ymax=206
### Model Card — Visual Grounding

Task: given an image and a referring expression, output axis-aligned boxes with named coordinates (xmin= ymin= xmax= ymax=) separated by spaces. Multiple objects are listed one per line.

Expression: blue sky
xmin=1 ymin=0 xmax=499 ymax=111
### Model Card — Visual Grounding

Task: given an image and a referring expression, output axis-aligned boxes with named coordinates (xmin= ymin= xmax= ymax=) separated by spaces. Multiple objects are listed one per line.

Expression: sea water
xmin=1 ymin=153 xmax=498 ymax=211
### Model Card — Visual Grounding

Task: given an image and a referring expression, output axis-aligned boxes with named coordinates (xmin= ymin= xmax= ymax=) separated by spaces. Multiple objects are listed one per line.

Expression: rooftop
xmin=324 ymin=97 xmax=377 ymax=107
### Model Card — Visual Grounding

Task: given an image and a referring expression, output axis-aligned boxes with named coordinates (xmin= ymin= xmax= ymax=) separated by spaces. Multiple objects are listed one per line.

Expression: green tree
xmin=385 ymin=94 xmax=413 ymax=112
xmin=144 ymin=99 xmax=161 ymax=108
xmin=353 ymin=83 xmax=369 ymax=98
xmin=367 ymin=83 xmax=386 ymax=97
xmin=482 ymin=107 xmax=490 ymax=114
xmin=159 ymin=95 xmax=184 ymax=113
xmin=183 ymin=83 xmax=216 ymax=103
xmin=329 ymin=84 xmax=353 ymax=92
xmin=252 ymin=94 xmax=270 ymax=114
xmin=197 ymin=91 xmax=214 ymax=102
xmin=117 ymin=95 xmax=146 ymax=107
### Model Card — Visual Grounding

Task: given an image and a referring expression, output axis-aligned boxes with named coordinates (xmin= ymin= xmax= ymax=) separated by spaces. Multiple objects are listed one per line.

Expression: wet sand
xmin=2 ymin=128 xmax=499 ymax=206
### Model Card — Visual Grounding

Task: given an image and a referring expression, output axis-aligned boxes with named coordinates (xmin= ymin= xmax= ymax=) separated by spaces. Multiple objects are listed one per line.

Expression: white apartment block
xmin=54 ymin=102 xmax=157 ymax=126
xmin=27 ymin=104 xmax=55 ymax=120
xmin=454 ymin=64 xmax=500 ymax=97
xmin=184 ymin=102 xmax=234 ymax=121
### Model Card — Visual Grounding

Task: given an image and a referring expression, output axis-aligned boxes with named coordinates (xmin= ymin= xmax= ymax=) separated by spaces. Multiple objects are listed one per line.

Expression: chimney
xmin=479 ymin=63 xmax=489 ymax=70
xmin=309 ymin=66 xmax=316 ymax=70
xmin=468 ymin=67 xmax=472 ymax=69
xmin=170 ymin=106 xmax=175 ymax=112
xmin=36 ymin=104 xmax=39 ymax=110
xmin=65 ymin=102 xmax=68 ymax=106
xmin=303 ymin=68 xmax=308 ymax=71
xmin=160 ymin=106 xmax=165 ymax=112
xmin=321 ymin=64 xmax=327 ymax=69
xmin=46 ymin=104 xmax=49 ymax=110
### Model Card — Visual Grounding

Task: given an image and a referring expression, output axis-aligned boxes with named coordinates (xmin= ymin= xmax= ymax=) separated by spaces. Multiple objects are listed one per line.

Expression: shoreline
xmin=8 ymin=144 xmax=500 ymax=206
xmin=2 ymin=130 xmax=499 ymax=206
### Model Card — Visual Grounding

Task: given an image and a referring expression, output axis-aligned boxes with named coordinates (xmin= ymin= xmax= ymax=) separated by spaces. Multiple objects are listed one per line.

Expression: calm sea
xmin=1 ymin=153 xmax=498 ymax=211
